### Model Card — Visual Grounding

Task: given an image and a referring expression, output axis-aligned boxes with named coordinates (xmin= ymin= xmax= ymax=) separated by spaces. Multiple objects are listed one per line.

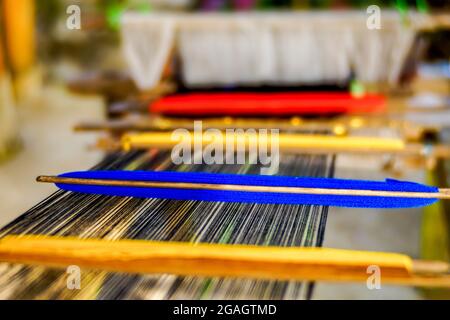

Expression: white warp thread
xmin=121 ymin=12 xmax=419 ymax=89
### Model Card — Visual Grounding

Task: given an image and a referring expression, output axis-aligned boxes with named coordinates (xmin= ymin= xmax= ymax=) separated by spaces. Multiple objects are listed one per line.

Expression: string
xmin=0 ymin=150 xmax=332 ymax=299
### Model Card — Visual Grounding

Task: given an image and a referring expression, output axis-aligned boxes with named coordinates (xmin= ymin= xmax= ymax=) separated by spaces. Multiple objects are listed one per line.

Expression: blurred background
xmin=0 ymin=0 xmax=449 ymax=299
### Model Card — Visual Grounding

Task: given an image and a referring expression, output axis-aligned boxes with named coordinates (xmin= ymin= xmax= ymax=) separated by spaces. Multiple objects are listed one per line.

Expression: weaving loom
xmin=80 ymin=10 xmax=423 ymax=119
xmin=0 ymin=150 xmax=333 ymax=299
xmin=1 ymin=4 xmax=449 ymax=301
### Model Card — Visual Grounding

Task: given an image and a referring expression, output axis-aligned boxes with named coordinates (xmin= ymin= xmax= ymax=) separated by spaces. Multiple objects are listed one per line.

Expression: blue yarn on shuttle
xmin=57 ymin=171 xmax=438 ymax=209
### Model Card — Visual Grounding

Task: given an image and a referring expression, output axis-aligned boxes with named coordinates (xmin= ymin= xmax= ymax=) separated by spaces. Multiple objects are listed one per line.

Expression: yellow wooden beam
xmin=0 ymin=236 xmax=448 ymax=287
xmin=2 ymin=0 xmax=35 ymax=73
xmin=121 ymin=132 xmax=406 ymax=154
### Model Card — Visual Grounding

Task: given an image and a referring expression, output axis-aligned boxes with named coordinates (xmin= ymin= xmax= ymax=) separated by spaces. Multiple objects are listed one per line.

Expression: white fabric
xmin=121 ymin=11 xmax=420 ymax=89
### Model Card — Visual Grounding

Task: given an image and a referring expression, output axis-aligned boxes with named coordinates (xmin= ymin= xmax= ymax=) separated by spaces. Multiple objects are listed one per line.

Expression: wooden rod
xmin=0 ymin=236 xmax=448 ymax=287
xmin=121 ymin=132 xmax=407 ymax=153
xmin=119 ymin=132 xmax=450 ymax=158
xmin=36 ymin=176 xmax=450 ymax=200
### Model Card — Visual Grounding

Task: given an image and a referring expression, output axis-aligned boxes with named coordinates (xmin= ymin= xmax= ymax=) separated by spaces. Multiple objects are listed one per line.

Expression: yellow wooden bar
xmin=121 ymin=132 xmax=406 ymax=153
xmin=1 ymin=235 xmax=448 ymax=287
xmin=2 ymin=0 xmax=35 ymax=73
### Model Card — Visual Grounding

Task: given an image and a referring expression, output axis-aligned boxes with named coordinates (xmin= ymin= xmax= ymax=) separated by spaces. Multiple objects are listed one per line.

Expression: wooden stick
xmin=36 ymin=176 xmax=450 ymax=200
xmin=0 ymin=236 xmax=448 ymax=287
xmin=119 ymin=132 xmax=450 ymax=158
xmin=121 ymin=132 xmax=407 ymax=153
